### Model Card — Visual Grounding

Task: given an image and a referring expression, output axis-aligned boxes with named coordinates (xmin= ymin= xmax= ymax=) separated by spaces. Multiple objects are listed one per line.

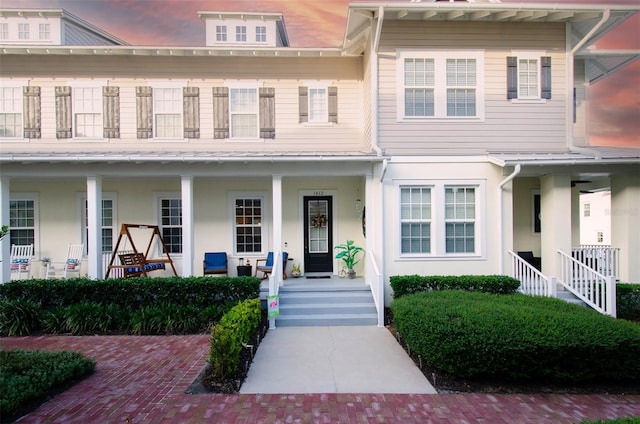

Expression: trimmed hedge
xmin=581 ymin=419 xmax=640 ymax=424
xmin=391 ymin=290 xmax=640 ymax=383
xmin=390 ymin=274 xmax=520 ymax=299
xmin=0 ymin=349 xmax=95 ymax=421
xmin=208 ymin=298 xmax=262 ymax=380
xmin=0 ymin=277 xmax=260 ymax=336
xmin=618 ymin=284 xmax=640 ymax=321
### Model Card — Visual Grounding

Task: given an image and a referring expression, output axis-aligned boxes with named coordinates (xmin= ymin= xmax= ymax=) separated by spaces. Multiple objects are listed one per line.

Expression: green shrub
xmin=390 ymin=274 xmax=520 ymax=299
xmin=391 ymin=290 xmax=640 ymax=383
xmin=618 ymin=284 xmax=640 ymax=321
xmin=0 ymin=349 xmax=95 ymax=420
xmin=581 ymin=419 xmax=640 ymax=424
xmin=130 ymin=304 xmax=201 ymax=335
xmin=0 ymin=299 xmax=42 ymax=336
xmin=208 ymin=298 xmax=262 ymax=380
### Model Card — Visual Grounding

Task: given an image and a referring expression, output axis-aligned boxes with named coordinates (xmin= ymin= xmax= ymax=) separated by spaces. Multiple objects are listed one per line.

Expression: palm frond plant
xmin=334 ymin=240 xmax=364 ymax=279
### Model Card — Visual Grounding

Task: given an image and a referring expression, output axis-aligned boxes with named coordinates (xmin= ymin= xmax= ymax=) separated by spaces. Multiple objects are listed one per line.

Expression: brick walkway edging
xmin=2 ymin=335 xmax=639 ymax=423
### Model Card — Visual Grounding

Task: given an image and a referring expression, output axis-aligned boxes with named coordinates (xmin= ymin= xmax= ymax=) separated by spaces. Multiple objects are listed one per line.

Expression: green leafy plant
xmin=0 ymin=299 xmax=42 ymax=336
xmin=0 ymin=225 xmax=8 ymax=240
xmin=334 ymin=240 xmax=364 ymax=270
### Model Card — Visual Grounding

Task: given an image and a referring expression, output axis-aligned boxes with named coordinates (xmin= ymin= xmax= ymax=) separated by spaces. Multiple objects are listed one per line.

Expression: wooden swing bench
xmin=105 ymin=224 xmax=177 ymax=279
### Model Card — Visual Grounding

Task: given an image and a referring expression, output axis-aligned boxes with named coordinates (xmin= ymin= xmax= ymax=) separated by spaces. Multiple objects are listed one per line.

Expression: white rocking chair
xmin=46 ymin=244 xmax=84 ymax=279
xmin=10 ymin=244 xmax=34 ymax=280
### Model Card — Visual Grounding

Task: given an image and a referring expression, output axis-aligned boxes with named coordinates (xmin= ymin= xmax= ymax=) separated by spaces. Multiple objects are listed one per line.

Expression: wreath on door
xmin=311 ymin=214 xmax=327 ymax=228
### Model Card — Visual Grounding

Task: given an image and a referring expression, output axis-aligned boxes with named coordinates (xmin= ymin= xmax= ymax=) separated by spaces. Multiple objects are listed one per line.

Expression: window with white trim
xmin=0 ymin=86 xmax=23 ymax=138
xmin=445 ymin=186 xmax=476 ymax=253
xmin=234 ymin=196 xmax=263 ymax=254
xmin=82 ymin=196 xmax=115 ymax=254
xmin=216 ymin=25 xmax=227 ymax=41
xmin=398 ymin=182 xmax=482 ymax=257
xmin=398 ymin=50 xmax=484 ymax=120
xmin=308 ymin=86 xmax=328 ymax=123
xmin=159 ymin=197 xmax=182 ymax=254
xmin=507 ymin=52 xmax=551 ymax=100
xmin=256 ymin=26 xmax=266 ymax=42
xmin=0 ymin=23 xmax=8 ymax=40
xmin=73 ymin=87 xmax=102 ymax=138
xmin=10 ymin=197 xmax=37 ymax=246
xmin=583 ymin=202 xmax=591 ymax=217
xmin=229 ymin=87 xmax=258 ymax=138
xmin=153 ymin=87 xmax=182 ymax=138
xmin=236 ymin=25 xmax=246 ymax=42
xmin=39 ymin=23 xmax=50 ymax=40
xmin=18 ymin=23 xmax=29 ymax=40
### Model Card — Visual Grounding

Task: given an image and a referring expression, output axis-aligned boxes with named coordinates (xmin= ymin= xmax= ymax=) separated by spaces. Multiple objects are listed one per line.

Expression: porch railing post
xmin=606 ymin=275 xmax=616 ymax=318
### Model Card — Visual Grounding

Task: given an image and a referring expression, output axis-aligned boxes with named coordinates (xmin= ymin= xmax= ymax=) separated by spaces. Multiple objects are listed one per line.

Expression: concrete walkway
xmin=241 ymin=326 xmax=437 ymax=394
xmin=2 ymin=335 xmax=640 ymax=423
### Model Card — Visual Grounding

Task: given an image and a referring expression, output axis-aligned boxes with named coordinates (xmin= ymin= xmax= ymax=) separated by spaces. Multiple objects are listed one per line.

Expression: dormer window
xmin=256 ymin=26 xmax=266 ymax=42
xmin=236 ymin=26 xmax=246 ymax=42
xmin=0 ymin=23 xmax=8 ymax=40
xmin=39 ymin=23 xmax=50 ymax=40
xmin=216 ymin=25 xmax=227 ymax=42
xmin=18 ymin=23 xmax=29 ymax=40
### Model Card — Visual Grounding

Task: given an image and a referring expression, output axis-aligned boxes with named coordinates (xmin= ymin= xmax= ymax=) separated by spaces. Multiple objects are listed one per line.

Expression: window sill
xmin=510 ymin=98 xmax=547 ymax=104
xmin=302 ymin=122 xmax=335 ymax=127
xmin=398 ymin=117 xmax=484 ymax=123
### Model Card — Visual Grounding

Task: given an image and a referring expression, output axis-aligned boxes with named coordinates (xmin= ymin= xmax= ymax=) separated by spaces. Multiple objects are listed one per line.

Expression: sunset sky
xmin=4 ymin=0 xmax=639 ymax=148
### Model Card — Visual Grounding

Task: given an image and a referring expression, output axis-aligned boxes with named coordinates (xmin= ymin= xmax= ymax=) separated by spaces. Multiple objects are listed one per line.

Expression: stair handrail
xmin=558 ymin=250 xmax=616 ymax=317
xmin=508 ymin=251 xmax=555 ymax=297
xmin=366 ymin=250 xmax=384 ymax=327
xmin=571 ymin=245 xmax=619 ymax=279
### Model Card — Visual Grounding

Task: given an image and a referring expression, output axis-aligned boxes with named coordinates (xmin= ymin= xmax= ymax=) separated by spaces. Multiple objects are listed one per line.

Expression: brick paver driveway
xmin=2 ymin=335 xmax=639 ymax=423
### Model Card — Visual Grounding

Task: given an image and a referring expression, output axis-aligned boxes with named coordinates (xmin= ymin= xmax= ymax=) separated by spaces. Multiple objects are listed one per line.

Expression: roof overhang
xmin=575 ymin=49 xmax=640 ymax=84
xmin=343 ymin=3 xmax=640 ymax=55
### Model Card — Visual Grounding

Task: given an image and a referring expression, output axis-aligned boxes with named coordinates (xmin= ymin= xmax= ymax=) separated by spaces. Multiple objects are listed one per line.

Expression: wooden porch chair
xmin=203 ymin=252 xmax=228 ymax=276
xmin=255 ymin=251 xmax=289 ymax=280
xmin=10 ymin=244 xmax=34 ymax=280
xmin=46 ymin=244 xmax=84 ymax=279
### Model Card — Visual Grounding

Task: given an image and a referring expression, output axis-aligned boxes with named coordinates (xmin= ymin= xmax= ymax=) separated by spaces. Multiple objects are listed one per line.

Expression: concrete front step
xmin=556 ymin=290 xmax=587 ymax=307
xmin=280 ymin=302 xmax=377 ymax=316
xmin=279 ymin=291 xmax=374 ymax=305
xmin=276 ymin=313 xmax=379 ymax=327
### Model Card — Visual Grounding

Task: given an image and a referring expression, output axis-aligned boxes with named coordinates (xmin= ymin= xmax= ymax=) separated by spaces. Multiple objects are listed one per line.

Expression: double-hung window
xmin=255 ymin=26 xmax=266 ymax=42
xmin=39 ymin=23 xmax=50 ymax=40
xmin=398 ymin=182 xmax=482 ymax=257
xmin=73 ymin=87 xmax=102 ymax=138
xmin=0 ymin=86 xmax=23 ymax=138
xmin=299 ymin=83 xmax=338 ymax=124
xmin=10 ymin=196 xmax=37 ymax=246
xmin=216 ymin=25 xmax=227 ymax=42
xmin=18 ymin=23 xmax=29 ymax=40
xmin=229 ymin=87 xmax=258 ymax=138
xmin=233 ymin=196 xmax=264 ymax=254
xmin=153 ymin=88 xmax=182 ymax=138
xmin=159 ymin=197 xmax=182 ymax=254
xmin=82 ymin=196 xmax=115 ymax=254
xmin=0 ymin=23 xmax=8 ymax=40
xmin=507 ymin=52 xmax=551 ymax=100
xmin=398 ymin=50 xmax=484 ymax=121
xmin=236 ymin=26 xmax=246 ymax=42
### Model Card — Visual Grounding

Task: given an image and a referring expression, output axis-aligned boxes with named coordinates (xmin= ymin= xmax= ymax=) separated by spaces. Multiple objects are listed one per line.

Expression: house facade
xmin=1 ymin=2 xmax=638 ymax=320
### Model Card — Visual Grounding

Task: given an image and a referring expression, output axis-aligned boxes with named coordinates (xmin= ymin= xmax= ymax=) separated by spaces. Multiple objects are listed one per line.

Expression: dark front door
xmin=303 ymin=196 xmax=333 ymax=273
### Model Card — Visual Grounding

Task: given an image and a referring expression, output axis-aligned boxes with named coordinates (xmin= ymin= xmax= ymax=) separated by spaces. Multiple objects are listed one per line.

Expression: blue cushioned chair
xmin=255 ymin=251 xmax=288 ymax=280
xmin=203 ymin=252 xmax=228 ymax=276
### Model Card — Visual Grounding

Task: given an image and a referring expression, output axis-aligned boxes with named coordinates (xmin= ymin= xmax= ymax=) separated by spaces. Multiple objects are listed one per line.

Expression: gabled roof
xmin=343 ymin=2 xmax=640 ymax=55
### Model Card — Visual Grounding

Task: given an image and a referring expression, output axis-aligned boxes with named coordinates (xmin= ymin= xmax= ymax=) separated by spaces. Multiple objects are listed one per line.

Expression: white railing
xmin=268 ymin=250 xmax=284 ymax=328
xmin=366 ymin=250 xmax=384 ymax=327
xmin=571 ymin=245 xmax=619 ymax=279
xmin=558 ymin=250 xmax=616 ymax=317
xmin=102 ymin=250 xmax=134 ymax=279
xmin=509 ymin=251 xmax=555 ymax=297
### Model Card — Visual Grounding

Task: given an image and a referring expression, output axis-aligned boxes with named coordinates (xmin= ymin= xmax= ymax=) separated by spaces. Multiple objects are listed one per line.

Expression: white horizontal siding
xmin=377 ymin=20 xmax=568 ymax=155
xmin=1 ymin=55 xmax=365 ymax=154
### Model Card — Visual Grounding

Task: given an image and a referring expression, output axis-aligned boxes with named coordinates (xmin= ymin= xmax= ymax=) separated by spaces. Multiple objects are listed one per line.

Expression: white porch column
xmin=571 ymin=185 xmax=581 ymax=247
xmin=181 ymin=175 xmax=194 ymax=277
xmin=611 ymin=174 xmax=640 ymax=283
xmin=272 ymin=174 xmax=283 ymax=273
xmin=86 ymin=176 xmax=103 ymax=279
xmin=0 ymin=176 xmax=10 ymax=283
xmin=540 ymin=174 xmax=572 ymax=277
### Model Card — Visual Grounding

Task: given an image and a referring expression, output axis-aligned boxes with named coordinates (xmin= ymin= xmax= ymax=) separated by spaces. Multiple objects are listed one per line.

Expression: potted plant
xmin=334 ymin=240 xmax=364 ymax=279
xmin=291 ymin=263 xmax=301 ymax=278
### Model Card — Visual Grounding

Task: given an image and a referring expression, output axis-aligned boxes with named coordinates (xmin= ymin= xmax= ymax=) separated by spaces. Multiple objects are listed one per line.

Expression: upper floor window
xmin=159 ymin=197 xmax=182 ymax=254
xmin=507 ymin=53 xmax=551 ymax=101
xmin=73 ymin=87 xmax=102 ymax=138
xmin=212 ymin=86 xmax=275 ymax=140
xmin=39 ymin=23 xmax=50 ymax=40
xmin=153 ymin=88 xmax=182 ymax=138
xmin=10 ymin=197 xmax=37 ymax=246
xmin=216 ymin=25 xmax=227 ymax=42
xmin=597 ymin=231 xmax=604 ymax=243
xmin=0 ymin=23 xmax=8 ymax=40
xmin=256 ymin=26 xmax=266 ymax=42
xmin=397 ymin=50 xmax=484 ymax=121
xmin=18 ymin=23 xmax=29 ymax=40
xmin=230 ymin=87 xmax=258 ymax=138
xmin=398 ymin=181 xmax=483 ymax=257
xmin=236 ymin=26 xmax=246 ymax=42
xmin=0 ymin=86 xmax=23 ymax=138
xmin=583 ymin=202 xmax=591 ymax=217
xmin=298 ymin=84 xmax=338 ymax=124
xmin=234 ymin=196 xmax=263 ymax=254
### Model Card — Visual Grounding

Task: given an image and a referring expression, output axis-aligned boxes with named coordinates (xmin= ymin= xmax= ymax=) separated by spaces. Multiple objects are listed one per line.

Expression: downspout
xmin=567 ymin=9 xmax=610 ymax=159
xmin=498 ymin=163 xmax=521 ymax=274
